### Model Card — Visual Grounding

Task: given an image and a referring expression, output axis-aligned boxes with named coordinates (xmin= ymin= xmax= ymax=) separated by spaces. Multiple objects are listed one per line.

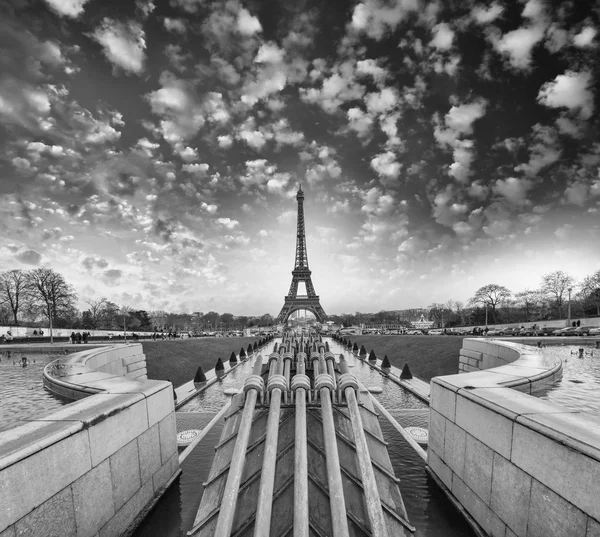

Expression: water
xmin=536 ymin=345 xmax=600 ymax=413
xmin=134 ymin=338 xmax=474 ymax=537
xmin=0 ymin=352 xmax=71 ymax=433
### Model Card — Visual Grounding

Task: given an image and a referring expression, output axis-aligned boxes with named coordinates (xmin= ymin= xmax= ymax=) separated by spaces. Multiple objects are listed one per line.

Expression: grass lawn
xmin=143 ymin=335 xmax=465 ymax=387
xmin=142 ymin=337 xmax=264 ymax=388
xmin=339 ymin=335 xmax=465 ymax=381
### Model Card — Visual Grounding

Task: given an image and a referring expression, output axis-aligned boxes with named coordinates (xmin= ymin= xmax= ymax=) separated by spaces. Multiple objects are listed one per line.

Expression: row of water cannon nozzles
xmin=193 ymin=334 xmax=275 ymax=383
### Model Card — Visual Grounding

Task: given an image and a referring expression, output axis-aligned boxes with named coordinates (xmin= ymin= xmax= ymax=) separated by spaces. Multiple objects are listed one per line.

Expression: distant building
xmin=411 ymin=314 xmax=434 ymax=330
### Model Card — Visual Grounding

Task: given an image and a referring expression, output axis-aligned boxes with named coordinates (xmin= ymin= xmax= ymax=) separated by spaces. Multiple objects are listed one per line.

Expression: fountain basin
xmin=430 ymin=338 xmax=600 ymax=537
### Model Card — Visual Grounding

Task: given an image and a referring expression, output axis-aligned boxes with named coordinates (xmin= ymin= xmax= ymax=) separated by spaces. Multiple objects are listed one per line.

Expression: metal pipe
xmin=284 ymin=356 xmax=291 ymax=404
xmin=293 ymin=355 xmax=309 ymax=537
xmin=339 ymin=358 xmax=388 ymax=537
xmin=318 ymin=359 xmax=350 ymax=537
xmin=254 ymin=356 xmax=284 ymax=536
xmin=213 ymin=358 xmax=263 ymax=537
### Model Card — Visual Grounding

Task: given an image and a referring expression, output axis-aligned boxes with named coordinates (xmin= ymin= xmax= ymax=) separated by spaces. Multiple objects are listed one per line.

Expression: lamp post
xmin=121 ymin=309 xmax=127 ymax=342
xmin=485 ymin=302 xmax=488 ymax=328
xmin=567 ymin=287 xmax=572 ymax=327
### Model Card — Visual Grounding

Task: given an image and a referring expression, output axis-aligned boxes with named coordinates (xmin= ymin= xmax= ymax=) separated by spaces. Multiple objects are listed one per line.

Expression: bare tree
xmin=0 ymin=270 xmax=28 ymax=325
xmin=85 ymin=297 xmax=109 ymax=329
xmin=541 ymin=271 xmax=575 ymax=318
xmin=25 ymin=268 xmax=78 ymax=327
xmin=469 ymin=284 xmax=512 ymax=324
xmin=581 ymin=270 xmax=600 ymax=316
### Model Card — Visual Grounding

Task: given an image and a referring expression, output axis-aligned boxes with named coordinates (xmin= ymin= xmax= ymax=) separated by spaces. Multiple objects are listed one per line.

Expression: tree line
xmin=1 ymin=268 xmax=598 ymax=331
xmin=0 ymin=268 xmax=277 ymax=332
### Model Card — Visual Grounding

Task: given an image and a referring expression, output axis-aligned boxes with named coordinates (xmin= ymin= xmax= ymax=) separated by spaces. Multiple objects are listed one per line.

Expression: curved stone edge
xmin=0 ymin=343 xmax=179 ymax=537
xmin=429 ymin=338 xmax=600 ymax=537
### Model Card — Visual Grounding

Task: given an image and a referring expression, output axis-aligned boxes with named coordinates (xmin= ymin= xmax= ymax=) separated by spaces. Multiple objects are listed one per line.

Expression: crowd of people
xmin=70 ymin=331 xmax=91 ymax=344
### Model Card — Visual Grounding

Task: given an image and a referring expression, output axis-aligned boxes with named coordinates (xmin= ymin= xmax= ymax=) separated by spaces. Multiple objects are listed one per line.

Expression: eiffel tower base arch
xmin=276 ymin=297 xmax=326 ymax=324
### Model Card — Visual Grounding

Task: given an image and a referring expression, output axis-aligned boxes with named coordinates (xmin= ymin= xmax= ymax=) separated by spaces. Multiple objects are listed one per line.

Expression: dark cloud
xmin=15 ymin=249 xmax=41 ymax=265
xmin=153 ymin=218 xmax=176 ymax=242
xmin=103 ymin=269 xmax=123 ymax=280
xmin=81 ymin=256 xmax=109 ymax=271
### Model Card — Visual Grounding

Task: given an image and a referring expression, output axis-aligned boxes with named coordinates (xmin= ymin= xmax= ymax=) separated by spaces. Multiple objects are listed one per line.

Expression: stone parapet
xmin=429 ymin=338 xmax=600 ymax=537
xmin=0 ymin=343 xmax=179 ymax=536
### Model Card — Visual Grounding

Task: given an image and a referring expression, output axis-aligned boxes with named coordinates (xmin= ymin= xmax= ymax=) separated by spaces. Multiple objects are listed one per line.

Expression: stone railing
xmin=429 ymin=338 xmax=600 ymax=537
xmin=0 ymin=343 xmax=179 ymax=537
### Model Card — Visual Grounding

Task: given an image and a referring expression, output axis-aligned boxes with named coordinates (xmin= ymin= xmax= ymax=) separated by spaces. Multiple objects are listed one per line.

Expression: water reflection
xmin=536 ymin=345 xmax=600 ymax=412
xmin=0 ymin=353 xmax=71 ymax=433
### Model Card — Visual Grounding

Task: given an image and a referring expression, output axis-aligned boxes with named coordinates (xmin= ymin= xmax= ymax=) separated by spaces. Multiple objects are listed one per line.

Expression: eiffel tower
xmin=276 ymin=185 xmax=326 ymax=324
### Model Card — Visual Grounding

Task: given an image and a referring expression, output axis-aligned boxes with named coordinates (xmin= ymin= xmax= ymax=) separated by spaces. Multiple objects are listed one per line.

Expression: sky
xmin=0 ymin=0 xmax=599 ymax=317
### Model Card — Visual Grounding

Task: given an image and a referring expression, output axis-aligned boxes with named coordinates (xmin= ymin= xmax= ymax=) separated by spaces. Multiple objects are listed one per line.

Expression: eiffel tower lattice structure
xmin=276 ymin=186 xmax=326 ymax=323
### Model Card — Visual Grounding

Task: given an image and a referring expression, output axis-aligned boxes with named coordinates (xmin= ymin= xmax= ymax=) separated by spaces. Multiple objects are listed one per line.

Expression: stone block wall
xmin=0 ymin=344 xmax=179 ymax=537
xmin=430 ymin=339 xmax=600 ymax=537
xmin=458 ymin=339 xmax=520 ymax=373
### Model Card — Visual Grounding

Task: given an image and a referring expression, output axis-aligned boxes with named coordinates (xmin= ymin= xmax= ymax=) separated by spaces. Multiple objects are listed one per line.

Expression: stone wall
xmin=430 ymin=338 xmax=600 ymax=537
xmin=0 ymin=344 xmax=179 ymax=537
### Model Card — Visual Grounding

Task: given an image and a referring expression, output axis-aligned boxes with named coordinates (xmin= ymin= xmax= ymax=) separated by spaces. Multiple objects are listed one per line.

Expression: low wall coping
xmin=2 ymin=343 xmax=171 ymax=471
xmin=433 ymin=338 xmax=600 ymax=463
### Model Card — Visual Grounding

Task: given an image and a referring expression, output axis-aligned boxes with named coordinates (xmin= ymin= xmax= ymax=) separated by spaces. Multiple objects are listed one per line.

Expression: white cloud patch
xmin=355 ymin=59 xmax=388 ymax=85
xmin=300 ymin=62 xmax=365 ymax=113
xmin=493 ymin=25 xmax=546 ymax=70
xmin=537 ymin=71 xmax=594 ymax=119
xmin=493 ymin=177 xmax=533 ymax=205
xmin=237 ymin=7 xmax=262 ymax=35
xmin=255 ymin=42 xmax=285 ymax=64
xmin=347 ymin=107 xmax=374 ymax=138
xmin=573 ymin=26 xmax=597 ymax=48
xmin=164 ymin=18 xmax=187 ymax=34
xmin=217 ymin=135 xmax=233 ymax=148
xmin=430 ymin=23 xmax=454 ymax=50
xmin=44 ymin=0 xmax=91 ymax=18
xmin=370 ymin=152 xmax=401 ymax=182
xmin=92 ymin=19 xmax=146 ymax=75
xmin=434 ymin=98 xmax=487 ymax=182
xmin=472 ymin=3 xmax=504 ymax=24
xmin=216 ymin=217 xmax=239 ymax=229
xmin=351 ymin=0 xmax=420 ymax=41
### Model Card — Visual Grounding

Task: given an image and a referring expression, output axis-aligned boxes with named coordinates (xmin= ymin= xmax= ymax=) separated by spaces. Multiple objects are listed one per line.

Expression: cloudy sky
xmin=0 ymin=0 xmax=599 ymax=316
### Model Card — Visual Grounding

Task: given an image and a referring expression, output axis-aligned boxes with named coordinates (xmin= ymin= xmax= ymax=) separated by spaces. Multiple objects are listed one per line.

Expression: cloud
xmin=493 ymin=177 xmax=533 ymax=205
xmin=430 ymin=23 xmax=454 ymax=50
xmin=370 ymin=152 xmax=401 ymax=181
xmin=355 ymin=59 xmax=388 ymax=85
xmin=164 ymin=18 xmax=187 ymax=33
xmin=515 ymin=124 xmax=561 ymax=176
xmin=44 ymin=0 xmax=91 ymax=18
xmin=434 ymin=98 xmax=487 ymax=182
xmin=472 ymin=3 xmax=504 ymax=24
xmin=182 ymin=163 xmax=209 ymax=174
xmin=82 ymin=256 xmax=109 ymax=270
xmin=537 ymin=71 xmax=594 ymax=119
xmin=217 ymin=135 xmax=233 ymax=148
xmin=364 ymin=87 xmax=398 ymax=114
xmin=216 ymin=217 xmax=239 ymax=229
xmin=301 ymin=63 xmax=365 ymax=113
xmin=573 ymin=27 xmax=597 ymax=48
xmin=237 ymin=7 xmax=262 ymax=35
xmin=15 ymin=249 xmax=42 ymax=265
xmin=350 ymin=0 xmax=420 ymax=41
xmin=564 ymin=182 xmax=589 ymax=206
xmin=91 ymin=19 xmax=146 ymax=75
xmin=255 ymin=42 xmax=285 ymax=64
xmin=493 ymin=25 xmax=545 ymax=70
